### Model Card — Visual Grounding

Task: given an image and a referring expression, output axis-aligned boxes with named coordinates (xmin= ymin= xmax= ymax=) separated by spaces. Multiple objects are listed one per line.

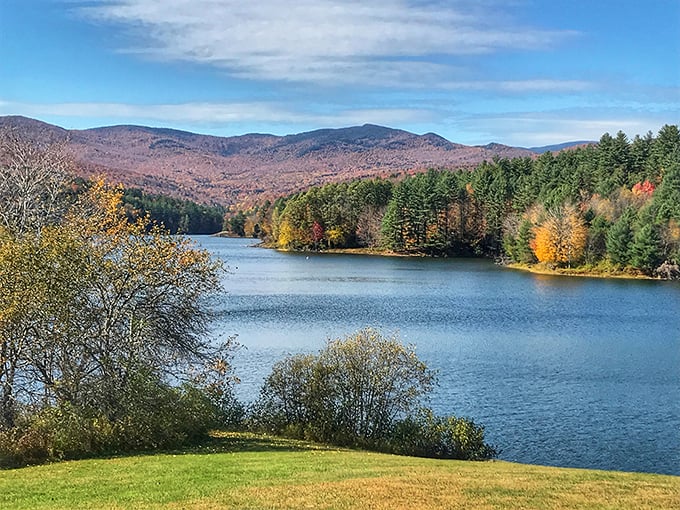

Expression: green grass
xmin=1 ymin=432 xmax=678 ymax=509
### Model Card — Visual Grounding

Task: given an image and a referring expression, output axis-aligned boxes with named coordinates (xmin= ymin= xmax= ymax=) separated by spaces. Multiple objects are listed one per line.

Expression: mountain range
xmin=0 ymin=116 xmax=590 ymax=206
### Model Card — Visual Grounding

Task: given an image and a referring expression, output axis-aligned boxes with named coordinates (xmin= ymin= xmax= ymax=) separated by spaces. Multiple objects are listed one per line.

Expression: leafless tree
xmin=0 ymin=129 xmax=72 ymax=236
xmin=355 ymin=205 xmax=385 ymax=248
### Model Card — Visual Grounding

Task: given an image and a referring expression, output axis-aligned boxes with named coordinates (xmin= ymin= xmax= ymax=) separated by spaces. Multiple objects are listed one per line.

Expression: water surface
xmin=199 ymin=236 xmax=680 ymax=475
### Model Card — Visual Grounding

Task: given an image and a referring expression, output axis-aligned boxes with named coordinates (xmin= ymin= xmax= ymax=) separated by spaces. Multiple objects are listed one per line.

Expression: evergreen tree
xmin=654 ymin=162 xmax=680 ymax=223
xmin=630 ymin=132 xmax=653 ymax=182
xmin=228 ymin=211 xmax=247 ymax=236
xmin=606 ymin=208 xmax=635 ymax=266
xmin=630 ymin=223 xmax=661 ymax=273
xmin=584 ymin=214 xmax=610 ymax=264
xmin=515 ymin=219 xmax=536 ymax=264
xmin=380 ymin=199 xmax=404 ymax=251
xmin=651 ymin=124 xmax=680 ymax=169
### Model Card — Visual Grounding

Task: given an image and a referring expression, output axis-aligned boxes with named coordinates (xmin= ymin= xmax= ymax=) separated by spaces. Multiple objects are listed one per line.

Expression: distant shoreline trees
xmin=121 ymin=187 xmax=226 ymax=234
xmin=227 ymin=124 xmax=680 ymax=278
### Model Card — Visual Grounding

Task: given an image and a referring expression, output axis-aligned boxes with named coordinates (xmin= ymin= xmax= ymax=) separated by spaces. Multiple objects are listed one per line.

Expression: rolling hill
xmin=1 ymin=116 xmax=542 ymax=206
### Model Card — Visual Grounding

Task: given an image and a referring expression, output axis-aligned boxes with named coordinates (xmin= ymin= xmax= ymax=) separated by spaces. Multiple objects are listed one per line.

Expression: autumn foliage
xmin=631 ymin=180 xmax=655 ymax=197
xmin=0 ymin=137 xmax=239 ymax=466
xmin=531 ymin=205 xmax=588 ymax=266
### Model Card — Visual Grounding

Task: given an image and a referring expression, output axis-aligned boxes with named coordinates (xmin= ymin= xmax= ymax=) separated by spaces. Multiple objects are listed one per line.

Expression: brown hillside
xmin=0 ymin=116 xmax=537 ymax=206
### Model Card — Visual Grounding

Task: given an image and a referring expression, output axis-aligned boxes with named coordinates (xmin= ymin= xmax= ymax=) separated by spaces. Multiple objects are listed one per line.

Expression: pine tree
xmin=515 ymin=219 xmax=536 ymax=263
xmin=585 ymin=214 xmax=610 ymax=264
xmin=380 ymin=200 xmax=404 ymax=251
xmin=630 ymin=223 xmax=661 ymax=273
xmin=654 ymin=162 xmax=680 ymax=223
xmin=606 ymin=208 xmax=635 ymax=266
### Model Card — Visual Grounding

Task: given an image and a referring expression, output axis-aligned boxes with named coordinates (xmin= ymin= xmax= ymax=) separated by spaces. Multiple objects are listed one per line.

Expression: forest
xmin=230 ymin=125 xmax=680 ymax=278
xmin=121 ymin=187 xmax=226 ymax=234
xmin=64 ymin=180 xmax=226 ymax=235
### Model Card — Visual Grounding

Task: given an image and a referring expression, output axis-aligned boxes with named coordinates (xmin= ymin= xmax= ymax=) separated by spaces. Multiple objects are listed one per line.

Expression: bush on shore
xmin=250 ymin=328 xmax=497 ymax=461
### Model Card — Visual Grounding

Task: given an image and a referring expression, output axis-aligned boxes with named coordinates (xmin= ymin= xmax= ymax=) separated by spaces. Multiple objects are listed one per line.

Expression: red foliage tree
xmin=312 ymin=221 xmax=325 ymax=247
xmin=632 ymin=180 xmax=655 ymax=197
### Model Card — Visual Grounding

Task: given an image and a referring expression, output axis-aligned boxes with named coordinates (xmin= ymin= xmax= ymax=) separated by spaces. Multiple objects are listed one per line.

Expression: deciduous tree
xmin=0 ymin=130 xmax=71 ymax=235
xmin=531 ymin=205 xmax=587 ymax=266
xmin=0 ymin=139 xmax=234 ymax=460
xmin=255 ymin=328 xmax=434 ymax=445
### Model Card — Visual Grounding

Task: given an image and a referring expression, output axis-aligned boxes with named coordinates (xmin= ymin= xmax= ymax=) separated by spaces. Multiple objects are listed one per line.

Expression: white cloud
xmin=494 ymin=80 xmax=593 ymax=93
xmin=458 ymin=111 xmax=675 ymax=146
xmin=76 ymin=0 xmax=577 ymax=86
xmin=0 ymin=99 xmax=435 ymax=129
xmin=440 ymin=79 xmax=593 ymax=93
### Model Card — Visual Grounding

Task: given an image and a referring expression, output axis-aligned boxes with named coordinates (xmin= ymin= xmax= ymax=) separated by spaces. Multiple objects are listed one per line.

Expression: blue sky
xmin=1 ymin=0 xmax=678 ymax=146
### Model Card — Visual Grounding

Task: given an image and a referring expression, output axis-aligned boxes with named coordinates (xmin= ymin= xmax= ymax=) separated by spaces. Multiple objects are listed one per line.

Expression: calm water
xmin=198 ymin=236 xmax=680 ymax=475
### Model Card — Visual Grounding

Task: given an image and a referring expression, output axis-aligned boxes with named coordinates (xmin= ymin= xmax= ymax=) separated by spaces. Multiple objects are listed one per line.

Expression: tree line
xmin=229 ymin=125 xmax=680 ymax=277
xmin=121 ymin=187 xmax=226 ymax=234
xmin=61 ymin=180 xmax=227 ymax=235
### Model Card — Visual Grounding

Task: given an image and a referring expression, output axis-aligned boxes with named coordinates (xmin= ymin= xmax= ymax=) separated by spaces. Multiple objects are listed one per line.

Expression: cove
xmin=199 ymin=236 xmax=680 ymax=475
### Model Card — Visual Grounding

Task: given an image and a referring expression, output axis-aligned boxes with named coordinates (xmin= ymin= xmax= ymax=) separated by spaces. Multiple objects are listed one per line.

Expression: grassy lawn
xmin=1 ymin=432 xmax=678 ymax=510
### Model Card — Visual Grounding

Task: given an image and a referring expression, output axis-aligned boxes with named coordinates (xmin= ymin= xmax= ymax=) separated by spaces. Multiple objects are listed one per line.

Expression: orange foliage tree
xmin=531 ymin=205 xmax=588 ymax=266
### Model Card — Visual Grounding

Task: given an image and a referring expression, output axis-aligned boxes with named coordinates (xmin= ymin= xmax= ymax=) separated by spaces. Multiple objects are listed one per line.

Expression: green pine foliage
xmin=654 ymin=162 xmax=680 ymax=223
xmin=228 ymin=124 xmax=679 ymax=277
xmin=513 ymin=219 xmax=537 ymax=264
xmin=630 ymin=223 xmax=661 ymax=274
xmin=606 ymin=208 xmax=635 ymax=267
xmin=122 ymin=188 xmax=226 ymax=234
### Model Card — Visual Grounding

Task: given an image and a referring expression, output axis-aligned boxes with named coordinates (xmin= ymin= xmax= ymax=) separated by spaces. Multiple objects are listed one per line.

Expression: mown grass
xmin=1 ymin=432 xmax=678 ymax=510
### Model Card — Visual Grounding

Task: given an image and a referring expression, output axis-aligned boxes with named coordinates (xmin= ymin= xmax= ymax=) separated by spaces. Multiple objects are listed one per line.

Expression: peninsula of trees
xmin=229 ymin=125 xmax=680 ymax=278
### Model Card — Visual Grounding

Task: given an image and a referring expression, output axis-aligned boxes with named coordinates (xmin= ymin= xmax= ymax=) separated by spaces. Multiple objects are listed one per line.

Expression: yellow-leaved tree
xmin=531 ymin=204 xmax=588 ymax=266
xmin=0 ymin=135 xmax=240 ymax=464
xmin=277 ymin=218 xmax=296 ymax=249
xmin=325 ymin=226 xmax=346 ymax=248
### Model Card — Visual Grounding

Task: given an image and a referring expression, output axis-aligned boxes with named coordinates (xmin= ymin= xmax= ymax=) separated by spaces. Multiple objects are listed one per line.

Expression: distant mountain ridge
xmin=528 ymin=141 xmax=595 ymax=154
xmin=0 ymin=116 xmax=581 ymax=206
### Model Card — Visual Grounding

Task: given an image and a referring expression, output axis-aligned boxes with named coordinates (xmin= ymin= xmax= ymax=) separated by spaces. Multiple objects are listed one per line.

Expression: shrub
xmin=389 ymin=409 xmax=498 ymax=460
xmin=252 ymin=328 xmax=497 ymax=460
xmin=253 ymin=329 xmax=435 ymax=446
xmin=0 ymin=380 xmax=241 ymax=468
xmin=0 ymin=426 xmax=51 ymax=468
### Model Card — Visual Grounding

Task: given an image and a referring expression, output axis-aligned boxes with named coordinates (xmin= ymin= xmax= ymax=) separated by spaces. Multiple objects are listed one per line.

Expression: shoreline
xmin=256 ymin=241 xmax=664 ymax=280
xmin=503 ymin=262 xmax=658 ymax=281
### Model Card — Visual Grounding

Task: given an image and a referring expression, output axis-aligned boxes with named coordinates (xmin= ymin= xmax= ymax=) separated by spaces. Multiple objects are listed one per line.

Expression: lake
xmin=198 ymin=236 xmax=680 ymax=476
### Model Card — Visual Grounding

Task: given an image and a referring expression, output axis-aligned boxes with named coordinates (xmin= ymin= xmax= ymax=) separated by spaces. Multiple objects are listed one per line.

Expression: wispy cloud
xmin=3 ymin=98 xmax=673 ymax=147
xmin=459 ymin=110 xmax=676 ymax=146
xmin=77 ymin=0 xmax=577 ymax=86
xmin=0 ymin=99 xmax=436 ymax=129
xmin=441 ymin=79 xmax=593 ymax=93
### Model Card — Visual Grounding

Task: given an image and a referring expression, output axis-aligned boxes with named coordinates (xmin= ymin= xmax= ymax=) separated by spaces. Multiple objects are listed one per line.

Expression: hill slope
xmin=528 ymin=141 xmax=595 ymax=154
xmin=1 ymin=116 xmax=537 ymax=206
